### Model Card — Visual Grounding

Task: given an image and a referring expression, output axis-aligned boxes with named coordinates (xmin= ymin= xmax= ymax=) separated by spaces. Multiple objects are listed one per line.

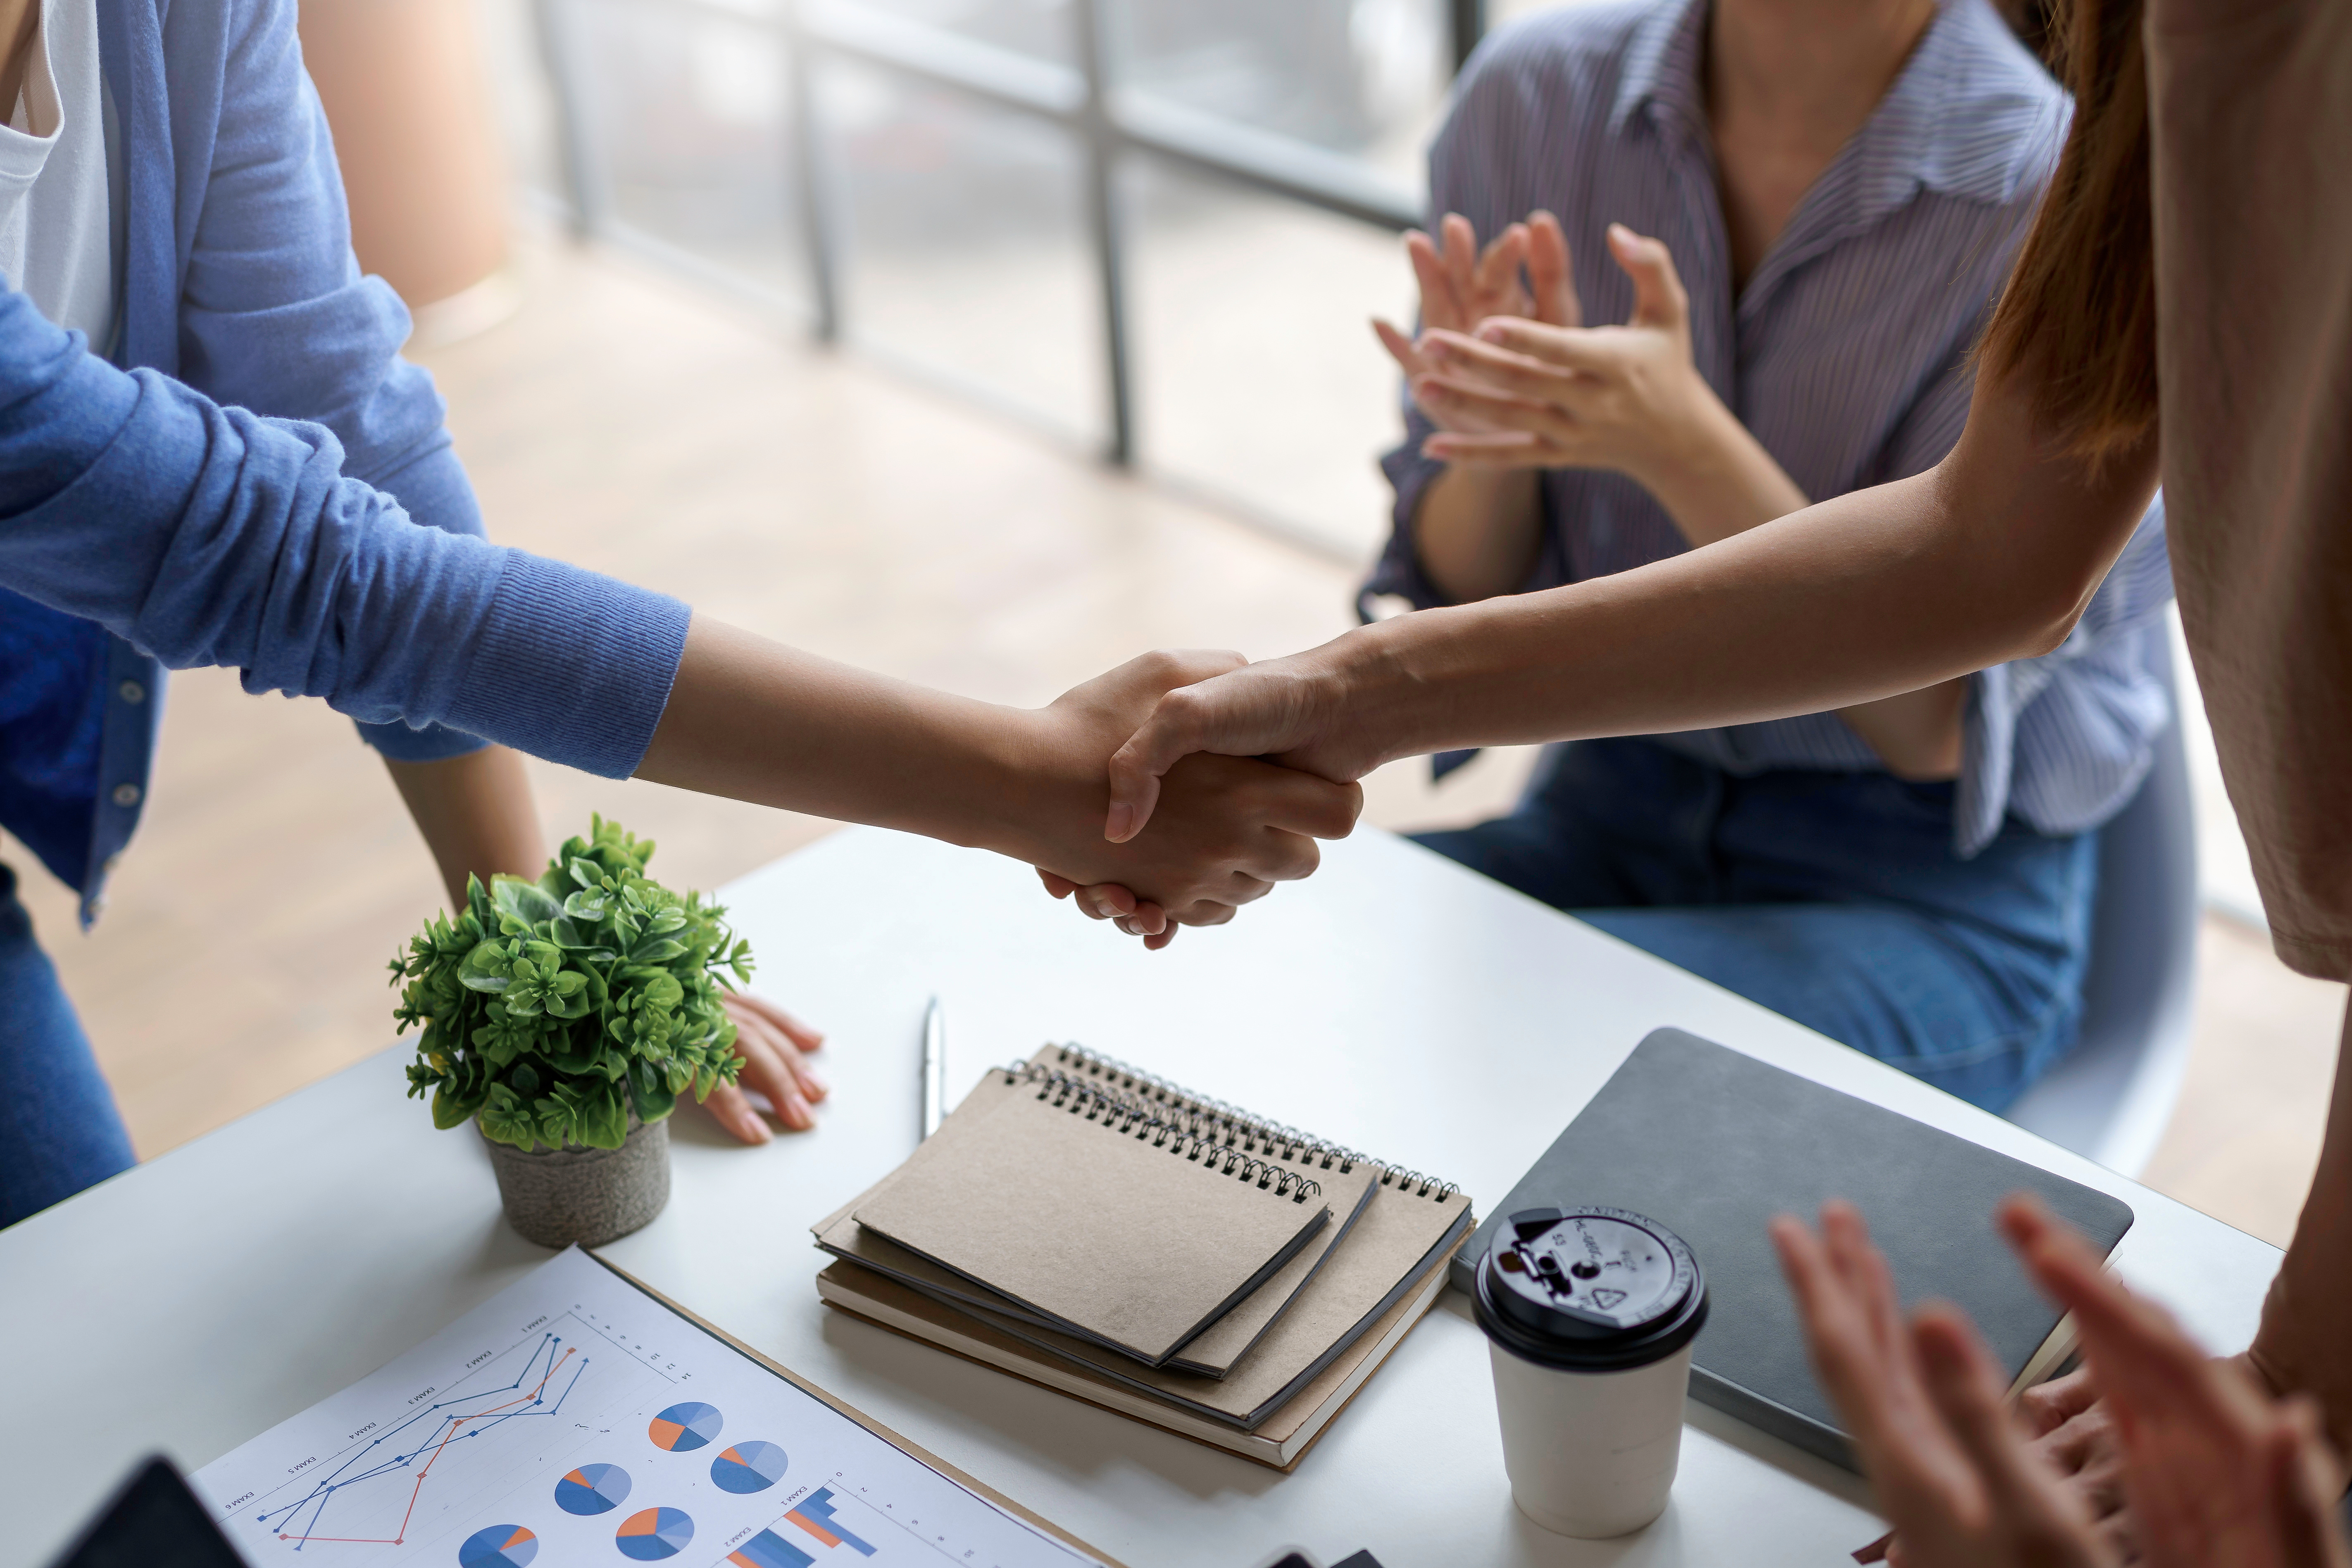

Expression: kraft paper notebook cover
xmin=852 ymin=1050 xmax=1339 ymax=1367
xmin=820 ymin=1048 xmax=1385 ymax=1378
xmin=816 ymin=1244 xmax=1459 ymax=1471
xmin=876 ymin=1173 xmax=1475 ymax=1429
xmin=1456 ymin=1028 xmax=2136 ymax=1470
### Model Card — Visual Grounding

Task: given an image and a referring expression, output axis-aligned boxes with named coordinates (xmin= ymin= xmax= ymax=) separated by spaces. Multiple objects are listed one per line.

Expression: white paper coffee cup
xmin=1473 ymin=1206 xmax=1709 ymax=1538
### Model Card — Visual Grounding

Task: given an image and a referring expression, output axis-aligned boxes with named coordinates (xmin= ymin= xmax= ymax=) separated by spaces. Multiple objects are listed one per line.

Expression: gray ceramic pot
xmin=479 ymin=1113 xmax=670 ymax=1248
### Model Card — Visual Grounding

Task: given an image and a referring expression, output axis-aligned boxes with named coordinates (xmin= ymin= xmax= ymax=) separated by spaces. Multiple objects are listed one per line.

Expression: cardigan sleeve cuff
xmin=440 ymin=552 xmax=692 ymax=780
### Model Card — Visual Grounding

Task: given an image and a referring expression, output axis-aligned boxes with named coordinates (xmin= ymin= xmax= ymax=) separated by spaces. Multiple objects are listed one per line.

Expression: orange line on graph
xmin=284 ymin=1347 xmax=577 ymax=1548
xmin=785 ymin=1511 xmax=843 ymax=1548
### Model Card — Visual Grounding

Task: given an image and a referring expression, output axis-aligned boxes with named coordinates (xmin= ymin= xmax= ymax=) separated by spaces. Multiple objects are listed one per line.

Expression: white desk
xmin=0 ymin=827 xmax=2280 ymax=1568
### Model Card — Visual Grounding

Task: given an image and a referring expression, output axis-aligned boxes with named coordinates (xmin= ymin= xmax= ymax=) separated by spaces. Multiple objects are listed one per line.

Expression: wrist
xmin=959 ymin=705 xmax=1101 ymax=870
xmin=1630 ymin=384 xmax=1802 ymax=546
xmin=1327 ymin=614 xmax=1451 ymax=769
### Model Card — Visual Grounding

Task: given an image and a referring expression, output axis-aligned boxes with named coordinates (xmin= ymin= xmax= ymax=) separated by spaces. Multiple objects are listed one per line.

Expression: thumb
xmin=1608 ymin=222 xmax=1689 ymax=332
xmin=1105 ymin=686 xmax=1217 ymax=844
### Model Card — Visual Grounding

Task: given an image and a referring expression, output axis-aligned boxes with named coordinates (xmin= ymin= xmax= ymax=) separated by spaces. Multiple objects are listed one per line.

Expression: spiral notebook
xmin=850 ymin=1048 xmax=1350 ymax=1367
xmin=817 ymin=1044 xmax=1474 ymax=1467
xmin=823 ymin=1072 xmax=1383 ymax=1382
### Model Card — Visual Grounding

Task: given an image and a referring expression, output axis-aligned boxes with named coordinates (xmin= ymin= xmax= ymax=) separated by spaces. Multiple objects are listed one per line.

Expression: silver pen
xmin=921 ymin=995 xmax=946 ymax=1140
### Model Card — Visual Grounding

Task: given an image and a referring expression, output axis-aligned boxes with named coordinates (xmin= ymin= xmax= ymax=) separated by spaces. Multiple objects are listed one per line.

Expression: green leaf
xmin=492 ymin=875 xmax=563 ymax=927
xmin=562 ymin=889 xmax=609 ymax=923
xmin=630 ymin=937 xmax=688 ymax=964
xmin=430 ymin=1081 xmax=484 ymax=1129
xmin=458 ymin=939 xmax=512 ymax=993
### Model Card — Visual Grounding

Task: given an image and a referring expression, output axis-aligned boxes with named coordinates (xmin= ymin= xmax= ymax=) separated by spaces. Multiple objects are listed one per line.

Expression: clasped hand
xmin=1029 ymin=650 xmax=1362 ymax=949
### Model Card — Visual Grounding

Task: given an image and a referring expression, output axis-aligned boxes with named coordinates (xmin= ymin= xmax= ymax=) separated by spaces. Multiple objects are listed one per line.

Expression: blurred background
xmin=3 ymin=0 xmax=2338 ymax=1245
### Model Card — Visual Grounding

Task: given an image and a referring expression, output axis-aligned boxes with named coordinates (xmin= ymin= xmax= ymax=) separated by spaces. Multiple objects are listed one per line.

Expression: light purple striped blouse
xmin=1366 ymin=0 xmax=2174 ymax=857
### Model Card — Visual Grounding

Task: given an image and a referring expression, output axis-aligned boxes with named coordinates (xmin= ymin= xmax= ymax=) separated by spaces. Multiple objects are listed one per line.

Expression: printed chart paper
xmin=191 ymin=1249 xmax=1099 ymax=1568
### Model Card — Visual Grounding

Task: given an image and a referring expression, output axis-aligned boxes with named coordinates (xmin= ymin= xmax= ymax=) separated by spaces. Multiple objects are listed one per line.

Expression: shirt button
xmin=112 ymin=783 xmax=142 ymax=808
xmin=118 ymin=680 xmax=146 ymax=704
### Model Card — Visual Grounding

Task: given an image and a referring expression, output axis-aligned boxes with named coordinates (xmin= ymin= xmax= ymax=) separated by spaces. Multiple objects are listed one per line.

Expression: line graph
xmin=257 ymin=1333 xmax=590 ymax=1548
xmin=195 ymin=1253 xmax=1099 ymax=1568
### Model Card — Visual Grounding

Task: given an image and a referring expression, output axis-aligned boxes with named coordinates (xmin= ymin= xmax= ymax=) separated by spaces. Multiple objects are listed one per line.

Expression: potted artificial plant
xmin=392 ymin=816 xmax=754 ymax=1247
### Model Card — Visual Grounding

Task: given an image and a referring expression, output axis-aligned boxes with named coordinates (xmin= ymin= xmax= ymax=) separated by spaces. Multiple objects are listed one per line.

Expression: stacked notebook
xmin=814 ymin=1044 xmax=1476 ymax=1469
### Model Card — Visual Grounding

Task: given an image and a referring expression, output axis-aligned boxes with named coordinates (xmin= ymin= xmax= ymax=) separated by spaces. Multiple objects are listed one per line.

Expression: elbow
xmin=2008 ymin=570 xmax=2104 ymax=661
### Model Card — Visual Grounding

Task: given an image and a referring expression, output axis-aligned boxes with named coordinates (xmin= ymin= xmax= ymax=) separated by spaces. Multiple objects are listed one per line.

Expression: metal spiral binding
xmin=1009 ymin=1064 xmax=1324 ymax=1203
xmin=1012 ymin=1046 xmax=1458 ymax=1206
xmin=1040 ymin=1043 xmax=1373 ymax=1173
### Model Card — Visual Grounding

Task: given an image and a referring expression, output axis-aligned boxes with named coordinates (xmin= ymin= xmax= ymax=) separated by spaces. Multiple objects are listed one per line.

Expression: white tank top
xmin=0 ymin=0 xmax=115 ymax=354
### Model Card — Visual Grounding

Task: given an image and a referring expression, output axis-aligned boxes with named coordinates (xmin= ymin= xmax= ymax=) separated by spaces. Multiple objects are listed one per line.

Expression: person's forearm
xmin=2252 ymin=999 xmax=2352 ymax=1473
xmin=386 ymin=746 xmax=549 ymax=910
xmin=1294 ymin=371 xmax=2157 ymax=776
xmin=1639 ymin=399 xmax=1969 ymax=779
xmin=633 ymin=618 xmax=1078 ymax=868
xmin=1411 ymin=464 xmax=1545 ymax=604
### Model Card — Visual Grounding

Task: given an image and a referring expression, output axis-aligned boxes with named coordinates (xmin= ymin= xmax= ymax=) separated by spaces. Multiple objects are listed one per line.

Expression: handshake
xmin=1011 ymin=648 xmax=1374 ymax=951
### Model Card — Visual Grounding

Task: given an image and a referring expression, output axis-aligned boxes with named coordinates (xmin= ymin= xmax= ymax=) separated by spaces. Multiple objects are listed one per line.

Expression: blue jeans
xmin=0 ymin=863 xmax=135 ymax=1227
xmin=1415 ymin=739 xmax=2099 ymax=1111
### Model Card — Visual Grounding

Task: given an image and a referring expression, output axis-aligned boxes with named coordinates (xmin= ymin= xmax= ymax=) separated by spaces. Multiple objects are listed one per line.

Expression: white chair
xmin=2003 ymin=640 xmax=2200 ymax=1176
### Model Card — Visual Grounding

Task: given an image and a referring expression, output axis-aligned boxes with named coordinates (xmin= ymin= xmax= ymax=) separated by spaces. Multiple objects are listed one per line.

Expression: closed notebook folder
xmin=851 ymin=1048 xmax=1343 ymax=1367
xmin=1455 ymin=1028 xmax=2135 ymax=1470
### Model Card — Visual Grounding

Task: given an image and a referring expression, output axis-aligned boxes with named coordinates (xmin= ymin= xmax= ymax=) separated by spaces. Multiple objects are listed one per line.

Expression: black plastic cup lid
xmin=1474 ymin=1206 xmax=1708 ymax=1372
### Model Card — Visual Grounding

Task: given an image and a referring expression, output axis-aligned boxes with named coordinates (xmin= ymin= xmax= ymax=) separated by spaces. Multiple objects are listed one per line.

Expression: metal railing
xmin=531 ymin=0 xmax=1485 ymax=467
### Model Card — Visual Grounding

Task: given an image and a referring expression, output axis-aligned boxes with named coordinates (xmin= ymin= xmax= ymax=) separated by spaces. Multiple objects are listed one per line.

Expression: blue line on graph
xmin=255 ymin=1333 xmax=588 ymax=1549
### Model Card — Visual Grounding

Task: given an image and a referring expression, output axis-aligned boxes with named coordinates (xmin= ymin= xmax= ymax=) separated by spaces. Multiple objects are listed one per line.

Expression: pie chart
xmin=457 ymin=1524 xmax=538 ymax=1568
xmin=708 ymin=1441 xmax=787 ymax=1494
xmin=554 ymin=1462 xmax=632 ymax=1515
xmin=647 ymin=1401 xmax=722 ymax=1452
xmin=615 ymin=1506 xmax=695 ymax=1561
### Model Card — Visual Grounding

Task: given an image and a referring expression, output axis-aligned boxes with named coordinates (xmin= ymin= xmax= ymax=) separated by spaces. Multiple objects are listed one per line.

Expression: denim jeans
xmin=0 ymin=862 xmax=135 ymax=1227
xmin=1414 ymin=739 xmax=2099 ymax=1111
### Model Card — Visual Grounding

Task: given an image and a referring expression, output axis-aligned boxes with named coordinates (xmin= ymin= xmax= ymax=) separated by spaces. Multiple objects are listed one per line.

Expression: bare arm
xmin=1103 ymin=360 xmax=2158 ymax=841
xmin=1404 ymin=225 xmax=1969 ymax=778
xmin=640 ymin=619 xmax=1362 ymax=914
xmin=384 ymin=746 xmax=547 ymax=912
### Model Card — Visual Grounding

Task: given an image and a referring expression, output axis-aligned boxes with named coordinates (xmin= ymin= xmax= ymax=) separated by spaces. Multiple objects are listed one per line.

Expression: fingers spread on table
xmin=726 ymin=988 xmax=826 ymax=1054
xmin=728 ymin=1007 xmax=817 ymax=1130
xmin=702 ymin=1081 xmax=773 ymax=1145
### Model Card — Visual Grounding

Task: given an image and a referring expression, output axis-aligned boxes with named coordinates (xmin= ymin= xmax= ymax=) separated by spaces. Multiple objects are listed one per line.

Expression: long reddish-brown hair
xmin=1980 ymin=0 xmax=2157 ymax=463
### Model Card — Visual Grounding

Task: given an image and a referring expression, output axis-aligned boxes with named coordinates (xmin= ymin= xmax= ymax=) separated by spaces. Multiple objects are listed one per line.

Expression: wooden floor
xmin=6 ymin=236 xmax=2342 ymax=1249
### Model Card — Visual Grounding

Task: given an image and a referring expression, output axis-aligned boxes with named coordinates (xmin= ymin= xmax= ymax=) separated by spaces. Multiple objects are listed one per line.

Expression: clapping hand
xmin=1371 ymin=209 xmax=1580 ymax=389
xmin=1772 ymin=1194 xmax=2352 ymax=1568
xmin=1395 ymin=222 xmax=1728 ymax=492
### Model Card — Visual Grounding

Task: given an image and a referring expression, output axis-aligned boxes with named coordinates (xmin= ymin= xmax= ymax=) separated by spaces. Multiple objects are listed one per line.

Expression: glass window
xmin=818 ymin=58 xmax=1105 ymax=440
xmin=828 ymin=0 xmax=1079 ymax=71
xmin=1104 ymin=0 xmax=1450 ymax=186
xmin=1125 ymin=154 xmax=1416 ymax=562
xmin=566 ymin=0 xmax=807 ymax=304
